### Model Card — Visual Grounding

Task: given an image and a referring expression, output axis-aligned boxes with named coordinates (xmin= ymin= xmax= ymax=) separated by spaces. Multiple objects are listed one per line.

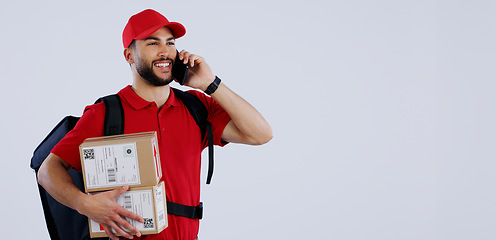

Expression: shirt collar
xmin=118 ymin=85 xmax=181 ymax=110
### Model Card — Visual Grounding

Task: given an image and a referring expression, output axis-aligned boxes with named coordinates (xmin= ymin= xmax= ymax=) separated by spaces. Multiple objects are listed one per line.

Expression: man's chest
xmin=122 ymin=106 xmax=204 ymax=159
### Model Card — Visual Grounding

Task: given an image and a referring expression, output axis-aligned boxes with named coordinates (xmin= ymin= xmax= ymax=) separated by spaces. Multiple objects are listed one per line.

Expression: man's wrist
xmin=75 ymin=191 xmax=90 ymax=215
xmin=204 ymin=76 xmax=221 ymax=95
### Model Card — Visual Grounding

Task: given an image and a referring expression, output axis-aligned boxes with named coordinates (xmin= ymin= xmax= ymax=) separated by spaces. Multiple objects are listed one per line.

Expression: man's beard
xmin=136 ymin=58 xmax=173 ymax=86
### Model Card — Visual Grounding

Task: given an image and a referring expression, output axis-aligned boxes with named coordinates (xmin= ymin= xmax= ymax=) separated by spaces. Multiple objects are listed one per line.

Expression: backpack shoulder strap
xmin=172 ymin=88 xmax=215 ymax=184
xmin=95 ymin=94 xmax=125 ymax=136
xmin=171 ymin=88 xmax=208 ymax=129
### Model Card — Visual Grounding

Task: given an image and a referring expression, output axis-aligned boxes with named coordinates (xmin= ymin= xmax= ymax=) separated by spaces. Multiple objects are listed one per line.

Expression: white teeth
xmin=155 ymin=63 xmax=170 ymax=67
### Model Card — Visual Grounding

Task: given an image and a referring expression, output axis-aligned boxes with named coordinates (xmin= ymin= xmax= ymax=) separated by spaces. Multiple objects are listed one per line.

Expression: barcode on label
xmin=83 ymin=149 xmax=95 ymax=160
xmin=107 ymin=168 xmax=116 ymax=183
xmin=143 ymin=218 xmax=154 ymax=229
xmin=124 ymin=195 xmax=132 ymax=210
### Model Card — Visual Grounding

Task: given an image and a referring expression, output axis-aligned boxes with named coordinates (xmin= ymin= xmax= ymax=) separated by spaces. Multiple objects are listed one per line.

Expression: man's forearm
xmin=37 ymin=153 xmax=143 ymax=239
xmin=210 ymin=82 xmax=273 ymax=145
xmin=37 ymin=153 xmax=87 ymax=213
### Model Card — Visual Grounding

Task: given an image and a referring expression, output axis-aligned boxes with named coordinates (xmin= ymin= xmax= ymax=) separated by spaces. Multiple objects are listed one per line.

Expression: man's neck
xmin=131 ymin=79 xmax=171 ymax=109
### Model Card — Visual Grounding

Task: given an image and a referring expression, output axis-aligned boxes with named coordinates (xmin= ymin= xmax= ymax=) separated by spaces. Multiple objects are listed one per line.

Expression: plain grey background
xmin=1 ymin=0 xmax=495 ymax=239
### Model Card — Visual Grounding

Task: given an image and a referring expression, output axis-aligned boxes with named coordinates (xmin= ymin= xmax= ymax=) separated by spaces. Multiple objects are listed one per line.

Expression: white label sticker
xmin=118 ymin=190 xmax=156 ymax=230
xmin=90 ymin=189 xmax=156 ymax=233
xmin=155 ymin=185 xmax=166 ymax=229
xmin=83 ymin=142 xmax=140 ymax=189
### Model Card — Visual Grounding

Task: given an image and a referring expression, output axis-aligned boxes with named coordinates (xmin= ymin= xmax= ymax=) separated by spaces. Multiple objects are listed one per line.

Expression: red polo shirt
xmin=52 ymin=85 xmax=231 ymax=240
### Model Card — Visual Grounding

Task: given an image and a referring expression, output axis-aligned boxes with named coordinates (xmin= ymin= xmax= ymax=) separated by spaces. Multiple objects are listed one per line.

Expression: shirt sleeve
xmin=186 ymin=90 xmax=231 ymax=148
xmin=51 ymin=102 xmax=106 ymax=172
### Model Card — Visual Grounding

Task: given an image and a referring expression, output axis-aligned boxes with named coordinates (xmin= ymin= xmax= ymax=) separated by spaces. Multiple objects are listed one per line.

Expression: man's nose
xmin=158 ymin=45 xmax=171 ymax=58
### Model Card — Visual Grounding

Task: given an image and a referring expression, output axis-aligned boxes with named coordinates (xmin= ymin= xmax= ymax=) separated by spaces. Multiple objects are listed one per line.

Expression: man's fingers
xmin=101 ymin=224 xmax=119 ymax=240
xmin=177 ymin=50 xmax=206 ymax=68
xmin=108 ymin=185 xmax=129 ymax=198
xmin=100 ymin=213 xmax=141 ymax=239
xmin=117 ymin=205 xmax=144 ymax=223
xmin=105 ymin=216 xmax=136 ymax=240
xmin=98 ymin=185 xmax=142 ymax=238
xmin=178 ymin=49 xmax=186 ymax=60
xmin=108 ymin=223 xmax=133 ymax=239
xmin=178 ymin=50 xmax=189 ymax=62
xmin=184 ymin=53 xmax=192 ymax=64
xmin=190 ymin=55 xmax=204 ymax=67
xmin=113 ymin=214 xmax=142 ymax=238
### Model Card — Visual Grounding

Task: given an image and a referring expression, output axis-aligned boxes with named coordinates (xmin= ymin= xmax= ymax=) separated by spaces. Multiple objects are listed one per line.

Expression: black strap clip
xmin=167 ymin=201 xmax=203 ymax=220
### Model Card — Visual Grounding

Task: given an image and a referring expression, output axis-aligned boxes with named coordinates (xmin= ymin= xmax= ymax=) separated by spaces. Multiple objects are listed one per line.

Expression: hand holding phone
xmin=172 ymin=50 xmax=189 ymax=85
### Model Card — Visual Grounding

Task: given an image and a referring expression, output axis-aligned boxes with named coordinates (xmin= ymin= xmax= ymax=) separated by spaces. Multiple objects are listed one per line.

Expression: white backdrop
xmin=1 ymin=0 xmax=495 ymax=239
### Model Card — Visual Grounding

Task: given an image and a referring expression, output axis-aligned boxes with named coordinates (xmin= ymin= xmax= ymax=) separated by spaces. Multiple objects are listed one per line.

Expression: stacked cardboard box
xmin=79 ymin=131 xmax=167 ymax=238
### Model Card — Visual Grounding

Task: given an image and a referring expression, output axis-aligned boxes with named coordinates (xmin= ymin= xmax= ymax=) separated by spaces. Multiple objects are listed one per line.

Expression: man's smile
xmin=153 ymin=60 xmax=172 ymax=71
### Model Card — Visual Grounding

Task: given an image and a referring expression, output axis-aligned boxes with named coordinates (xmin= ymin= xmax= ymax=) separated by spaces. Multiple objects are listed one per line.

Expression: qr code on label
xmin=143 ymin=218 xmax=154 ymax=229
xmin=83 ymin=149 xmax=95 ymax=160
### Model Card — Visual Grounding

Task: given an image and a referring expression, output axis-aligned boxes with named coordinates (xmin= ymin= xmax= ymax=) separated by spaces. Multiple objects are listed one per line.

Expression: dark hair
xmin=128 ymin=40 xmax=136 ymax=49
xmin=127 ymin=40 xmax=136 ymax=67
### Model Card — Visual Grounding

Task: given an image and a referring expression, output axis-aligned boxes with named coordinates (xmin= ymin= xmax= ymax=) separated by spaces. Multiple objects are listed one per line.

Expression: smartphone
xmin=172 ymin=50 xmax=189 ymax=85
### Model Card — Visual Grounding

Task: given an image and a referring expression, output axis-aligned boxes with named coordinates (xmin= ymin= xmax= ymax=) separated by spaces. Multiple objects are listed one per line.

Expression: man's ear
xmin=124 ymin=47 xmax=134 ymax=64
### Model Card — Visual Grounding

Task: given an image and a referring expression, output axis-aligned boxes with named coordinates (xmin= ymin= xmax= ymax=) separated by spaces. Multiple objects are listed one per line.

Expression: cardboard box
xmin=80 ymin=131 xmax=162 ymax=192
xmin=89 ymin=181 xmax=168 ymax=238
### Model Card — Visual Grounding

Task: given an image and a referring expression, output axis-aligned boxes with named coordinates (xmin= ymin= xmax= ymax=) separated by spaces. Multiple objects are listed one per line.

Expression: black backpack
xmin=30 ymin=88 xmax=214 ymax=240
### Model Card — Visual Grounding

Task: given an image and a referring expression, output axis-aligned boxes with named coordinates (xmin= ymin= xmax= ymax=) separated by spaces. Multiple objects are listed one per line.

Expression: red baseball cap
xmin=122 ymin=9 xmax=186 ymax=48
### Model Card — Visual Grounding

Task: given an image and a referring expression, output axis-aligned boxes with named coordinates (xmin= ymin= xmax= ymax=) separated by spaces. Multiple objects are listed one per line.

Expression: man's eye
xmin=148 ymin=42 xmax=158 ymax=45
xmin=167 ymin=42 xmax=175 ymax=46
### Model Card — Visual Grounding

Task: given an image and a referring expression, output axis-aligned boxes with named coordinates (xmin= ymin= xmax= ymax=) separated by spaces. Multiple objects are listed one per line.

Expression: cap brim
xmin=134 ymin=22 xmax=186 ymax=41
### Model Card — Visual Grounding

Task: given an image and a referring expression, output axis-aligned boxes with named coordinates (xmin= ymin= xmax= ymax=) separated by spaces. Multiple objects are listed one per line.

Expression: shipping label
xmin=90 ymin=189 xmax=157 ymax=233
xmin=82 ymin=142 xmax=140 ymax=189
xmin=155 ymin=185 xmax=166 ymax=229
